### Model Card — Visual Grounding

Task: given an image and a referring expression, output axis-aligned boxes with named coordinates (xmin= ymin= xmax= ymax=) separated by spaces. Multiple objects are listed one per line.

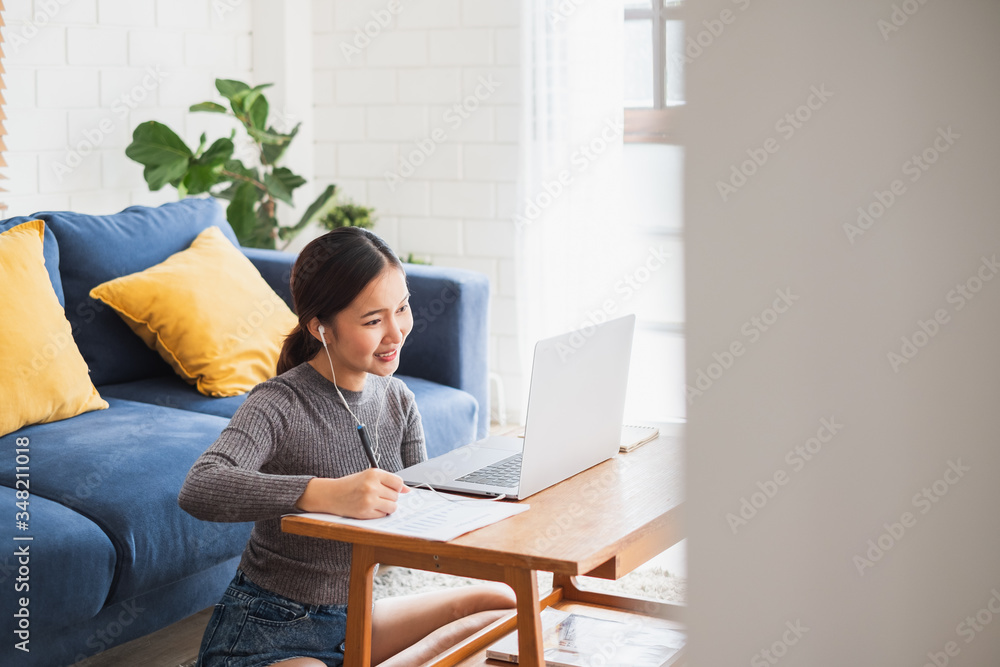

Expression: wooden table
xmin=282 ymin=424 xmax=684 ymax=667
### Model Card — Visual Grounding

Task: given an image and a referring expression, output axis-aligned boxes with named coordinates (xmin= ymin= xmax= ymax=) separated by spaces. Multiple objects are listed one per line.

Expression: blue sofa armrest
xmin=242 ymin=247 xmax=295 ymax=311
xmin=398 ymin=264 xmax=491 ymax=440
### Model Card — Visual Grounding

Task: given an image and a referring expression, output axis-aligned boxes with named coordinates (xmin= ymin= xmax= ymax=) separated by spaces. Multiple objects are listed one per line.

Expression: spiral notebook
xmin=620 ymin=424 xmax=660 ymax=453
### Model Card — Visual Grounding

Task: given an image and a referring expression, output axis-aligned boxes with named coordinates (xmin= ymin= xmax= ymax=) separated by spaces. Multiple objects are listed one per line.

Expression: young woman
xmin=179 ymin=227 xmax=515 ymax=667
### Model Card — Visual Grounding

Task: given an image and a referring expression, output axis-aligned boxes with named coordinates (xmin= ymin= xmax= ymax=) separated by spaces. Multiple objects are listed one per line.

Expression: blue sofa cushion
xmin=399 ymin=376 xmax=478 ymax=458
xmin=99 ymin=373 xmax=477 ymax=458
xmin=98 ymin=375 xmax=250 ymax=419
xmin=34 ymin=198 xmax=240 ymax=387
xmin=0 ymin=398 xmax=253 ymax=608
xmin=0 ymin=214 xmax=65 ymax=306
xmin=0 ymin=488 xmax=116 ymax=633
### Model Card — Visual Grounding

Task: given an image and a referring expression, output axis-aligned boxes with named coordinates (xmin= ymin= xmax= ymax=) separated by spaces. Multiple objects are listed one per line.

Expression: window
xmin=621 ymin=0 xmax=686 ymax=421
xmin=624 ymin=0 xmax=684 ymax=143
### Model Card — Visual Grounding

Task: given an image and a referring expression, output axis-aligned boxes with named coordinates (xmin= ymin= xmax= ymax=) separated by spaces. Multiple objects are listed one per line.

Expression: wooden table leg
xmin=344 ymin=544 xmax=377 ymax=667
xmin=505 ymin=567 xmax=544 ymax=667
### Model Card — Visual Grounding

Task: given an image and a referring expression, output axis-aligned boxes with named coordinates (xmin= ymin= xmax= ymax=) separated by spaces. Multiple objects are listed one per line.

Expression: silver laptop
xmin=399 ymin=314 xmax=636 ymax=500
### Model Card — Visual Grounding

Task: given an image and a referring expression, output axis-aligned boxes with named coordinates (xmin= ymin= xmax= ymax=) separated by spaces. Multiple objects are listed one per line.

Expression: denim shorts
xmin=196 ymin=570 xmax=348 ymax=667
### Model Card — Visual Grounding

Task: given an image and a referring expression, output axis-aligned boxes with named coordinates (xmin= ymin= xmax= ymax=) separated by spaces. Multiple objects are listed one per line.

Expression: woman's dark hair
xmin=277 ymin=227 xmax=403 ymax=375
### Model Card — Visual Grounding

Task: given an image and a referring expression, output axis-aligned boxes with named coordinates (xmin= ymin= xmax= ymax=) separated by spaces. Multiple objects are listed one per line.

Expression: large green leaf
xmin=262 ymin=123 xmax=300 ymax=166
xmin=125 ymin=121 xmax=193 ymax=191
xmin=216 ymin=79 xmax=253 ymax=117
xmin=215 ymin=79 xmax=250 ymax=101
xmin=236 ymin=84 xmax=273 ymax=116
xmin=248 ymin=95 xmax=269 ymax=131
xmin=190 ymin=101 xmax=228 ymax=114
xmin=215 ymin=81 xmax=273 ymax=120
xmin=226 ymin=181 xmax=258 ymax=243
xmin=283 ymin=184 xmax=339 ymax=239
xmin=182 ymin=167 xmax=217 ymax=196
xmin=263 ymin=167 xmax=306 ymax=205
xmin=199 ymin=137 xmax=234 ymax=164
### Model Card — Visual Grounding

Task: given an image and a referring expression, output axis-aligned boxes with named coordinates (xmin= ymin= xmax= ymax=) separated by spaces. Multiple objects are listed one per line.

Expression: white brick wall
xmin=366 ymin=31 xmax=428 ymax=68
xmin=428 ymin=29 xmax=491 ymax=65
xmin=37 ymin=68 xmax=100 ymax=107
xmin=459 ymin=0 xmax=519 ymax=28
xmin=336 ymin=69 xmax=397 ymax=103
xmin=365 ymin=105 xmax=429 ymax=141
xmin=397 ymin=68 xmax=461 ymax=103
xmin=2 ymin=0 xmax=523 ymax=423
xmin=157 ymin=0 xmax=211 ymax=29
xmin=67 ymin=27 xmax=127 ymax=65
xmin=3 ymin=0 xmax=253 ymax=217
xmin=396 ymin=0 xmax=460 ymax=29
xmin=312 ymin=0 xmax=522 ymax=422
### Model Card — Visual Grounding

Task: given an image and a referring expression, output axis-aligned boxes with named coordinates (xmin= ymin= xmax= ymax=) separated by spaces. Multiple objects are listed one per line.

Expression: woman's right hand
xmin=295 ymin=469 xmax=410 ymax=519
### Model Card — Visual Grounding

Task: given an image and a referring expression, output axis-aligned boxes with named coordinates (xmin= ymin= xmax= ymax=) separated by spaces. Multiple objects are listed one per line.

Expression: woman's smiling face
xmin=318 ymin=265 xmax=412 ymax=391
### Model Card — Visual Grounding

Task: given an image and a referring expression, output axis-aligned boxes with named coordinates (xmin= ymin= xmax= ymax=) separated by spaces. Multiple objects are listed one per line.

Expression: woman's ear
xmin=306 ymin=317 xmax=324 ymax=344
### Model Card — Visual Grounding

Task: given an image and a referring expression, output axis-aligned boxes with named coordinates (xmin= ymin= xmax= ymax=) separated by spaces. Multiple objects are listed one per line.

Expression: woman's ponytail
xmin=276 ymin=324 xmax=323 ymax=376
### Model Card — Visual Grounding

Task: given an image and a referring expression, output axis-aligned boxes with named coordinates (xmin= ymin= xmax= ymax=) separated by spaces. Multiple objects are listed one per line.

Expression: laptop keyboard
xmin=456 ymin=453 xmax=522 ymax=487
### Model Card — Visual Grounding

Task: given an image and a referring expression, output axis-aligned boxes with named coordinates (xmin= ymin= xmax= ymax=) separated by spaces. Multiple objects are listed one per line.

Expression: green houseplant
xmin=125 ymin=79 xmax=338 ymax=249
xmin=318 ymin=200 xmax=376 ymax=231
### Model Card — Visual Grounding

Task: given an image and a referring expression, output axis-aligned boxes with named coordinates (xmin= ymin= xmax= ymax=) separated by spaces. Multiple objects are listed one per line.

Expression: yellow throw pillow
xmin=89 ymin=226 xmax=297 ymax=397
xmin=0 ymin=220 xmax=108 ymax=437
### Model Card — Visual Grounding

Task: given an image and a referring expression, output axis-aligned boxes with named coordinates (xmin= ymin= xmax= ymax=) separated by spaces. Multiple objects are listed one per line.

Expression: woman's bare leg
xmin=269 ymin=659 xmax=326 ymax=667
xmin=370 ymin=583 xmax=516 ymax=665
xmin=374 ymin=609 xmax=511 ymax=667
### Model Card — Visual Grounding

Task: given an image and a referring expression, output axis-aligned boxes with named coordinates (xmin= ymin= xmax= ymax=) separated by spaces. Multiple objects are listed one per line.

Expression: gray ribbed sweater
xmin=178 ymin=362 xmax=426 ymax=606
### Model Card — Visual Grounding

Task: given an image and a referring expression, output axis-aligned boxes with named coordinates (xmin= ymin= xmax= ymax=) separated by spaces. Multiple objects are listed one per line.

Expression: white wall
xmin=3 ymin=0 xmax=253 ymax=216
xmin=310 ymin=0 xmax=521 ymax=423
xmin=685 ymin=0 xmax=1000 ymax=664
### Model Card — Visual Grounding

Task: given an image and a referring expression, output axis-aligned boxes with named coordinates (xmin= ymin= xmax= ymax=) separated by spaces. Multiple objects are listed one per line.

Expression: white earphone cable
xmin=319 ymin=324 xmax=395 ymax=466
xmin=407 ymin=481 xmax=507 ymax=502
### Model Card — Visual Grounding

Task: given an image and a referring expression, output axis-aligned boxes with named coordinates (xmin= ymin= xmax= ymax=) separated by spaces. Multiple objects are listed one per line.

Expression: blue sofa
xmin=0 ymin=198 xmax=490 ymax=666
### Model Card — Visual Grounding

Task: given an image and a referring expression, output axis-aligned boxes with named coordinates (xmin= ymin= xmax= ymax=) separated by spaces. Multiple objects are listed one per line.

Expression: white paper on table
xmin=292 ymin=487 xmax=529 ymax=542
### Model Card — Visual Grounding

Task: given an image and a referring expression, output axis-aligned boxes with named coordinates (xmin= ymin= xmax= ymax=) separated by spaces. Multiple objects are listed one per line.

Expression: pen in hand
xmin=356 ymin=424 xmax=379 ymax=468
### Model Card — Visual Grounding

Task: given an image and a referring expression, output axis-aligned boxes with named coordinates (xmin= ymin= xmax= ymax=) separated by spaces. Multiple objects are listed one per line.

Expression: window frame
xmin=624 ymin=1 xmax=683 ymax=144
